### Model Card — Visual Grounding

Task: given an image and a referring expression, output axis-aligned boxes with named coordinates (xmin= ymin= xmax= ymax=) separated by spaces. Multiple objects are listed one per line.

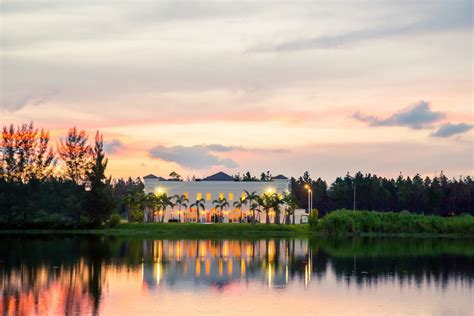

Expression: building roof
xmin=143 ymin=174 xmax=166 ymax=180
xmin=273 ymin=174 xmax=288 ymax=180
xmin=143 ymin=174 xmax=158 ymax=179
xmin=203 ymin=171 xmax=234 ymax=181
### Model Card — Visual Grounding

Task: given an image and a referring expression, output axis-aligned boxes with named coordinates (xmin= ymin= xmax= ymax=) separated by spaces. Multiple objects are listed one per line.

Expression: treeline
xmin=292 ymin=171 xmax=474 ymax=216
xmin=2 ymin=122 xmax=472 ymax=229
xmin=0 ymin=122 xmax=116 ymax=228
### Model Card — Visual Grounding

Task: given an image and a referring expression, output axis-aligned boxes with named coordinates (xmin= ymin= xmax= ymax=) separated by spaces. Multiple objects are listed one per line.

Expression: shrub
xmin=129 ymin=209 xmax=144 ymax=223
xmin=313 ymin=209 xmax=474 ymax=236
xmin=109 ymin=214 xmax=121 ymax=228
xmin=308 ymin=209 xmax=319 ymax=227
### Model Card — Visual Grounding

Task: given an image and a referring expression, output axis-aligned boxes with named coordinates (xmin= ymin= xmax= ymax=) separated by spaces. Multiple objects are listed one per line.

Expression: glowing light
xmin=154 ymin=187 xmax=165 ymax=195
xmin=218 ymin=258 xmax=223 ymax=276
xmin=195 ymin=259 xmax=201 ymax=277
xmin=267 ymin=263 xmax=273 ymax=287
xmin=157 ymin=262 xmax=163 ymax=284
xmin=228 ymin=260 xmax=233 ymax=276
xmin=205 ymin=259 xmax=211 ymax=276
xmin=265 ymin=187 xmax=276 ymax=196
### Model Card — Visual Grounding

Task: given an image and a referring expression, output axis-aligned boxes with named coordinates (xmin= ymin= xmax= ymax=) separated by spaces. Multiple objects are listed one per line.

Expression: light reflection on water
xmin=0 ymin=237 xmax=473 ymax=315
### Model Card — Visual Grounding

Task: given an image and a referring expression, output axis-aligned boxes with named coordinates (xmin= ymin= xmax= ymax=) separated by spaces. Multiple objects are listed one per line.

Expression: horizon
xmin=1 ymin=0 xmax=473 ymax=181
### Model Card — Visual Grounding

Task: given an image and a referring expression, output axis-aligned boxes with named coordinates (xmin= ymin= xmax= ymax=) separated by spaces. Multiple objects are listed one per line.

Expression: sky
xmin=1 ymin=0 xmax=473 ymax=181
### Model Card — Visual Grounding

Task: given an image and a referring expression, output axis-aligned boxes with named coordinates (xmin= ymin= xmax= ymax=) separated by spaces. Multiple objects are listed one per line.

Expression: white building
xmin=143 ymin=171 xmax=295 ymax=223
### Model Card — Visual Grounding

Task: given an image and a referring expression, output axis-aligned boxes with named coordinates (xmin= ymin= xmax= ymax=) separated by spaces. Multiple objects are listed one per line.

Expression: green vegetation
xmin=1 ymin=122 xmax=473 ymax=234
xmin=108 ymin=214 xmax=121 ymax=228
xmin=312 ymin=209 xmax=474 ymax=237
xmin=292 ymin=170 xmax=474 ymax=217
xmin=1 ymin=223 xmax=310 ymax=238
xmin=3 ymin=209 xmax=473 ymax=238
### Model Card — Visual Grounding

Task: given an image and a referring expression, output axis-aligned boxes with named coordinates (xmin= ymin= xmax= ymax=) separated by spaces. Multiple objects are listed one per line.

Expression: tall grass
xmin=313 ymin=209 xmax=474 ymax=236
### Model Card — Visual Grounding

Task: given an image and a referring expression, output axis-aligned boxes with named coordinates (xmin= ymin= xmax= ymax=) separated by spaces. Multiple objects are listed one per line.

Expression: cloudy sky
xmin=1 ymin=0 xmax=473 ymax=181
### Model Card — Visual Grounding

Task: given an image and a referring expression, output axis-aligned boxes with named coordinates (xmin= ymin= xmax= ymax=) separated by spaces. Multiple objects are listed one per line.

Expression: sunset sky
xmin=1 ymin=0 xmax=473 ymax=181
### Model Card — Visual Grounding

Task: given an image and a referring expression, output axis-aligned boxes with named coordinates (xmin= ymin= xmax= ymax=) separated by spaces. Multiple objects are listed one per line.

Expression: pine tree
xmin=86 ymin=131 xmax=115 ymax=226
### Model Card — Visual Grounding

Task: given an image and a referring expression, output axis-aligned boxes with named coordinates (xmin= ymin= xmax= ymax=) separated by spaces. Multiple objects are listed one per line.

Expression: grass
xmin=0 ymin=223 xmax=311 ymax=238
xmin=2 ymin=210 xmax=472 ymax=238
xmin=313 ymin=209 xmax=474 ymax=237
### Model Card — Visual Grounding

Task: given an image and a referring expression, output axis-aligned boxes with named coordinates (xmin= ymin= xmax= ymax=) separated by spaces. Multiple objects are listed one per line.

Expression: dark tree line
xmin=292 ymin=171 xmax=474 ymax=216
xmin=0 ymin=123 xmax=118 ymax=228
xmin=2 ymin=122 xmax=472 ymax=228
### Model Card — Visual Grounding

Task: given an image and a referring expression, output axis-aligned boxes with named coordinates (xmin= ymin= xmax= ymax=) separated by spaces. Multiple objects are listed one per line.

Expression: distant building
xmin=143 ymin=171 xmax=292 ymax=223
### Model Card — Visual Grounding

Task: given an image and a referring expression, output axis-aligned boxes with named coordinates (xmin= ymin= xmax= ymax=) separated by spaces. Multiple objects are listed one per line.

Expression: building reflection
xmin=141 ymin=239 xmax=312 ymax=290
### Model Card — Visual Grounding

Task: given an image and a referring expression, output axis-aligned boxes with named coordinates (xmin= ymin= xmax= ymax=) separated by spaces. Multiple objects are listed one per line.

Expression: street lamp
xmin=304 ymin=184 xmax=313 ymax=213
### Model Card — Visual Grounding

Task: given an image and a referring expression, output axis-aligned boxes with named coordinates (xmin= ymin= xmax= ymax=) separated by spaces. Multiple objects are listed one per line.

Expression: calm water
xmin=1 ymin=237 xmax=473 ymax=315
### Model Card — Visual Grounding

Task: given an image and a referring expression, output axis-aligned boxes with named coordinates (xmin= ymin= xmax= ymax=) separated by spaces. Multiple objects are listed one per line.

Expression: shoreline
xmin=0 ymin=223 xmax=472 ymax=239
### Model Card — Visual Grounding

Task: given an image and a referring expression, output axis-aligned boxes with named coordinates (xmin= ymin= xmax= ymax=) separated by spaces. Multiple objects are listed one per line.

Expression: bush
xmin=109 ymin=214 xmax=121 ymax=228
xmin=313 ymin=209 xmax=474 ymax=236
xmin=308 ymin=209 xmax=319 ymax=227
xmin=129 ymin=209 xmax=144 ymax=223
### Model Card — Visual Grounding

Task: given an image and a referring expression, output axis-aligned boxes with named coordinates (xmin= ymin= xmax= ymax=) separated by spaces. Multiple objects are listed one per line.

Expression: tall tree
xmin=58 ymin=127 xmax=91 ymax=185
xmin=259 ymin=193 xmax=274 ymax=224
xmin=212 ymin=197 xmax=229 ymax=223
xmin=174 ymin=194 xmax=189 ymax=222
xmin=157 ymin=194 xmax=175 ymax=223
xmin=233 ymin=197 xmax=245 ymax=223
xmin=190 ymin=198 xmax=205 ymax=223
xmin=86 ymin=132 xmax=115 ymax=226
xmin=169 ymin=171 xmax=182 ymax=181
xmin=282 ymin=192 xmax=298 ymax=224
xmin=243 ymin=190 xmax=259 ymax=224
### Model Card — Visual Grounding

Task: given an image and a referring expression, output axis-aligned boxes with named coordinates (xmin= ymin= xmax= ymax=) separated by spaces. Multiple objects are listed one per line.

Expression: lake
xmin=1 ymin=237 xmax=473 ymax=315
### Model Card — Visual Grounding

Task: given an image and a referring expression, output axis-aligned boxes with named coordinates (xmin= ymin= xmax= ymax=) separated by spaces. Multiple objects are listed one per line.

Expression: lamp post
xmin=304 ymin=184 xmax=313 ymax=213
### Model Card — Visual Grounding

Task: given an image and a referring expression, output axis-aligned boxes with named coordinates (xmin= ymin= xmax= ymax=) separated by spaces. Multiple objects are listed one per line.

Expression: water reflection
xmin=141 ymin=240 xmax=311 ymax=290
xmin=0 ymin=237 xmax=472 ymax=315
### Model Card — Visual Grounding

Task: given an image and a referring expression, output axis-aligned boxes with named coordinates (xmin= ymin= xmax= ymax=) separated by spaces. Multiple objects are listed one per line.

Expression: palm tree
xmin=233 ymin=197 xmax=245 ymax=223
xmin=143 ymin=193 xmax=159 ymax=222
xmin=282 ymin=192 xmax=298 ymax=224
xmin=124 ymin=191 xmax=145 ymax=220
xmin=212 ymin=197 xmax=229 ymax=223
xmin=243 ymin=190 xmax=259 ymax=224
xmin=260 ymin=193 xmax=274 ymax=224
xmin=249 ymin=201 xmax=260 ymax=224
xmin=190 ymin=198 xmax=205 ymax=223
xmin=174 ymin=194 xmax=189 ymax=223
xmin=157 ymin=193 xmax=175 ymax=223
xmin=271 ymin=193 xmax=284 ymax=224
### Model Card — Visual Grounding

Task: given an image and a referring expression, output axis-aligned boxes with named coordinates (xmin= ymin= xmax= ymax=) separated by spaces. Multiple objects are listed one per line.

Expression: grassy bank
xmin=1 ymin=210 xmax=473 ymax=238
xmin=313 ymin=209 xmax=474 ymax=237
xmin=0 ymin=223 xmax=310 ymax=238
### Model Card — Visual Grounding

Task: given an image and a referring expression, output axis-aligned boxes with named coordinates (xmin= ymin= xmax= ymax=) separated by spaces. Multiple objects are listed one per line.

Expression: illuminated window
xmin=228 ymin=192 xmax=234 ymax=201
xmin=183 ymin=192 xmax=188 ymax=199
xmin=196 ymin=192 xmax=202 ymax=200
xmin=219 ymin=192 xmax=224 ymax=199
xmin=206 ymin=192 xmax=212 ymax=201
xmin=241 ymin=192 xmax=246 ymax=199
